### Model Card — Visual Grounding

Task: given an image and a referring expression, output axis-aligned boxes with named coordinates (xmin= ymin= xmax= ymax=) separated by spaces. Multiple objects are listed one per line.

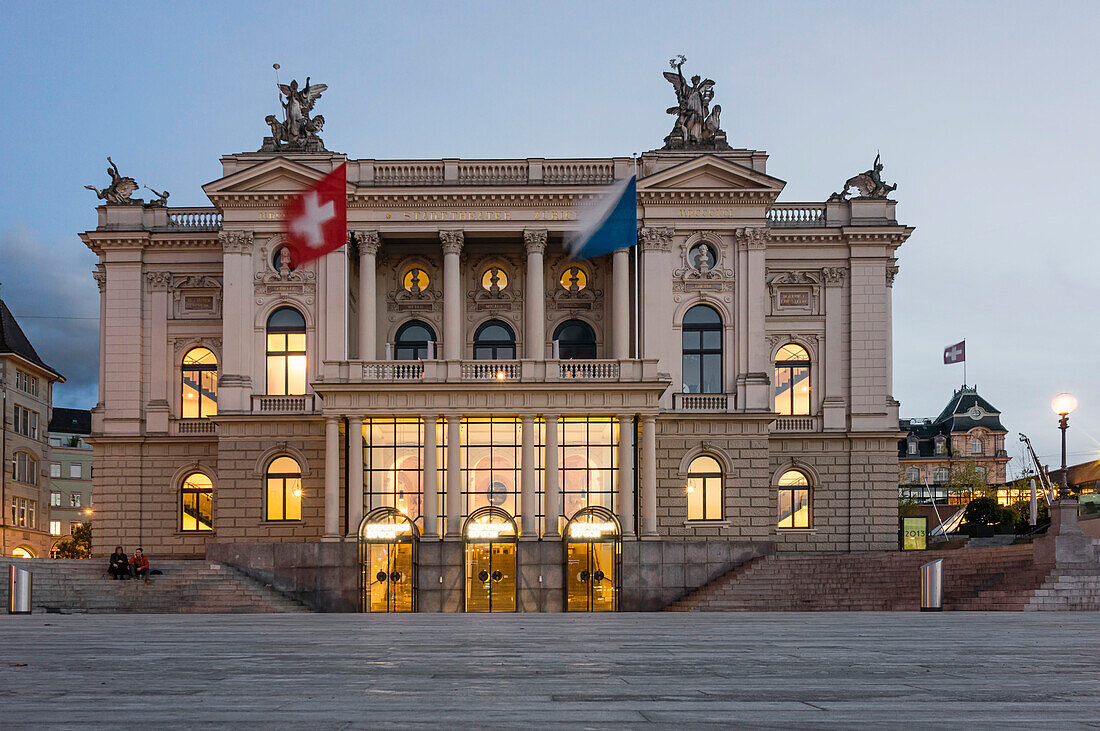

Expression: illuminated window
xmin=12 ymin=546 xmax=35 ymax=558
xmin=459 ymin=418 xmax=534 ymax=522
xmin=972 ymin=438 xmax=982 ymax=455
xmin=774 ymin=344 xmax=811 ymax=415
xmin=69 ymin=493 xmax=81 ymax=508
xmin=480 ymin=267 xmax=508 ymax=292
xmin=682 ymin=305 xmax=722 ymax=394
xmin=180 ymin=472 xmax=213 ymax=531
xmin=402 ymin=268 xmax=430 ymax=293
xmin=49 ymin=521 xmax=61 ymax=536
xmin=266 ymin=308 xmax=307 ymax=396
xmin=906 ymin=468 xmax=920 ymax=483
xmin=559 ymin=417 xmax=617 ymax=519
xmin=265 ymin=456 xmax=302 ymax=521
xmin=394 ymin=320 xmax=436 ymax=361
xmin=473 ymin=320 xmax=516 ymax=360
xmin=777 ymin=470 xmax=810 ymax=528
xmin=688 ymin=243 xmax=716 ymax=270
xmin=50 ymin=491 xmax=61 ymax=506
xmin=553 ymin=320 xmax=596 ymax=360
xmin=182 ymin=347 xmax=218 ymax=418
xmin=9 ymin=497 xmax=36 ymax=529
xmin=933 ymin=467 xmax=950 ymax=483
xmin=687 ymin=455 xmax=723 ymax=521
xmin=559 ymin=267 xmax=587 ymax=292
xmin=363 ymin=418 xmax=439 ymax=533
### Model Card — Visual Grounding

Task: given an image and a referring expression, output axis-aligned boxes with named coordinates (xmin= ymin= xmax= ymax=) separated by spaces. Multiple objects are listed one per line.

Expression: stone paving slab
xmin=1 ymin=613 xmax=1098 ymax=728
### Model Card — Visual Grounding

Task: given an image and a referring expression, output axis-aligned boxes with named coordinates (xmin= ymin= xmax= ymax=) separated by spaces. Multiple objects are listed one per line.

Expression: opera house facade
xmin=82 ymin=66 xmax=912 ymax=611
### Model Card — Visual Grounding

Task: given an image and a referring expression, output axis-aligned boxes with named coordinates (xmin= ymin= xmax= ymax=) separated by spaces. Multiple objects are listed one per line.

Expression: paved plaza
xmin=1 ymin=612 xmax=1098 ymax=728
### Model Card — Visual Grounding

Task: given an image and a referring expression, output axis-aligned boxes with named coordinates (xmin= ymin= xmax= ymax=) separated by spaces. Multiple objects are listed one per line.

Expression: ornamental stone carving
xmin=767 ymin=271 xmax=822 ymax=315
xmin=262 ymin=73 xmax=328 ymax=152
xmin=523 ymin=229 xmax=547 ymax=255
xmin=84 ymin=157 xmax=140 ymax=206
xmin=734 ymin=227 xmax=768 ymax=251
xmin=661 ymin=55 xmax=730 ymax=151
xmin=673 ymin=231 xmax=734 ymax=290
xmin=821 ymin=267 xmax=847 ymax=286
xmin=886 ymin=265 xmax=899 ymax=287
xmin=92 ymin=266 xmax=106 ymax=293
xmin=638 ymin=227 xmax=673 ymax=252
xmin=440 ymin=230 xmax=464 ymax=255
xmin=351 ymin=230 xmax=381 ymax=257
xmin=829 ymin=154 xmax=897 ymax=201
xmin=219 ymin=230 xmax=254 ymax=254
xmin=145 ymin=271 xmax=172 ymax=291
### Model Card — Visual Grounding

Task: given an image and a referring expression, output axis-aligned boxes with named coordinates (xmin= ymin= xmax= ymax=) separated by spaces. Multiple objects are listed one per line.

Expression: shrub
xmin=963 ymin=497 xmax=1001 ymax=526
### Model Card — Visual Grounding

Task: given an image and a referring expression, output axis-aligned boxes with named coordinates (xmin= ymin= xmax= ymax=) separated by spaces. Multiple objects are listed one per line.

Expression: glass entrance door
xmin=565 ymin=507 xmax=621 ymax=612
xmin=465 ymin=540 xmax=517 ymax=612
xmin=358 ymin=507 xmax=418 ymax=612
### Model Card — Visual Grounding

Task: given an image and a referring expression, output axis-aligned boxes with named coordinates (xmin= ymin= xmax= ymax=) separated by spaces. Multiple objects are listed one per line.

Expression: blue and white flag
xmin=564 ymin=175 xmax=637 ymax=261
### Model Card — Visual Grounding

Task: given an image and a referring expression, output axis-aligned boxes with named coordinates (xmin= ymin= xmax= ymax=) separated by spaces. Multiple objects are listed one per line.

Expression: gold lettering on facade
xmin=678 ymin=208 xmax=736 ymax=218
xmin=533 ymin=209 xmax=575 ymax=221
xmin=401 ymin=210 xmax=515 ymax=222
xmin=259 ymin=211 xmax=286 ymax=221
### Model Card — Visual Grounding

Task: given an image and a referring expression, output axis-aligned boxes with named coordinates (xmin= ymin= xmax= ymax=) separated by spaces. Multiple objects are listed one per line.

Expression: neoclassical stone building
xmin=82 ymin=69 xmax=912 ymax=611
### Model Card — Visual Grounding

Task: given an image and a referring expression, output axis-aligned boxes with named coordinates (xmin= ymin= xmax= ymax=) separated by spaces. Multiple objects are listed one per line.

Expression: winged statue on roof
xmin=662 ymin=55 xmax=729 ymax=150
xmin=84 ymin=157 xmax=140 ymax=205
xmin=263 ymin=71 xmax=328 ymax=151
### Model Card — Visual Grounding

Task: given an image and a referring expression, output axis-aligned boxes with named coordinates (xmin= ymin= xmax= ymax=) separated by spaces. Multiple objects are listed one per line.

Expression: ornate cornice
xmin=821 ymin=267 xmax=847 ymax=287
xmin=523 ymin=228 xmax=547 ymax=255
xmin=145 ymin=271 xmax=172 ymax=291
xmin=638 ymin=227 xmax=673 ymax=252
xmin=219 ymin=230 xmax=254 ymax=254
xmin=351 ymin=230 xmax=381 ymax=257
xmin=440 ymin=230 xmax=464 ymax=255
xmin=734 ymin=227 xmax=768 ymax=251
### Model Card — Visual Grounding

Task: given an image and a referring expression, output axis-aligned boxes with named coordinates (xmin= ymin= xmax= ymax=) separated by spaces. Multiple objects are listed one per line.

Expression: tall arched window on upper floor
xmin=180 ymin=472 xmax=213 ymax=532
xmin=473 ymin=320 xmax=516 ymax=360
xmin=971 ymin=438 xmax=983 ymax=455
xmin=266 ymin=307 xmax=307 ymax=396
xmin=265 ymin=456 xmax=302 ymax=521
xmin=682 ymin=305 xmax=722 ymax=394
xmin=774 ymin=343 xmax=811 ymax=415
xmin=777 ymin=469 xmax=811 ymax=529
xmin=687 ymin=455 xmax=723 ymax=521
xmin=181 ymin=347 xmax=218 ymax=418
xmin=394 ymin=320 xmax=436 ymax=361
xmin=554 ymin=320 xmax=596 ymax=360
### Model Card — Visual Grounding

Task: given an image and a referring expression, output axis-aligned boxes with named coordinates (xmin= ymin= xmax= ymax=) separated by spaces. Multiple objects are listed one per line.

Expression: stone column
xmin=821 ymin=267 xmax=848 ymax=431
xmin=640 ymin=414 xmax=658 ymax=537
xmin=520 ymin=415 xmax=537 ymax=537
xmin=323 ymin=415 xmax=341 ymax=541
xmin=543 ymin=414 xmax=560 ymax=538
xmin=346 ymin=415 xmax=364 ymax=540
xmin=445 ymin=414 xmax=462 ymax=537
xmin=354 ymin=231 xmax=380 ymax=360
xmin=422 ymin=415 xmax=439 ymax=539
xmin=638 ymin=228 xmax=674 ymax=404
xmin=617 ymin=413 xmax=635 ymax=537
xmin=885 ymin=265 xmax=898 ymax=399
xmin=145 ymin=271 xmax=171 ymax=434
xmin=612 ymin=247 xmax=631 ymax=359
xmin=218 ymin=231 xmax=254 ymax=413
xmin=735 ymin=228 xmax=770 ymax=410
xmin=441 ymin=231 xmax=464 ymax=360
xmin=524 ymin=229 xmax=547 ymax=359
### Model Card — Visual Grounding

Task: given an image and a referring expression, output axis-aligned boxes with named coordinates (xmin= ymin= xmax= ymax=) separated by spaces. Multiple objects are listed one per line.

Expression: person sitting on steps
xmin=108 ymin=546 xmax=129 ymax=580
xmin=129 ymin=548 xmax=150 ymax=584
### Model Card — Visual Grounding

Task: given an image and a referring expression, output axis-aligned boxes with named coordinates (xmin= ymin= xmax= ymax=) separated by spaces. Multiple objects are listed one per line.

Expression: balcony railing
xmin=767 ymin=204 xmax=826 ymax=227
xmin=323 ymin=359 xmax=658 ymax=385
xmin=356 ymin=159 xmax=623 ymax=187
xmin=771 ymin=415 xmax=822 ymax=433
xmin=172 ymin=419 xmax=217 ymax=435
xmin=166 ymin=208 xmax=222 ymax=230
xmin=251 ymin=395 xmax=316 ymax=413
xmin=673 ymin=393 xmax=735 ymax=412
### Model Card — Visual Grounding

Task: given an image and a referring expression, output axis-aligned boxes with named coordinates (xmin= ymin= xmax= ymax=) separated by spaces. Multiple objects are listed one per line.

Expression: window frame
xmin=686 ymin=455 xmax=724 ymax=521
xmin=774 ymin=343 xmax=812 ymax=416
xmin=971 ymin=438 xmax=982 ymax=455
xmin=472 ymin=320 xmax=517 ymax=361
xmin=777 ymin=469 xmax=811 ymax=529
xmin=181 ymin=346 xmax=219 ymax=419
xmin=681 ymin=305 xmax=723 ymax=395
xmin=394 ymin=320 xmax=437 ymax=361
xmin=553 ymin=320 xmax=597 ymax=360
xmin=265 ymin=307 xmax=308 ymax=396
xmin=265 ymin=456 xmax=303 ymax=522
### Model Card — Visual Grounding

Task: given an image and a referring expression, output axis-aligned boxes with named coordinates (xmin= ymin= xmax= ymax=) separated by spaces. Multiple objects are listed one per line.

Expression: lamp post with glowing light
xmin=1051 ymin=393 xmax=1077 ymax=501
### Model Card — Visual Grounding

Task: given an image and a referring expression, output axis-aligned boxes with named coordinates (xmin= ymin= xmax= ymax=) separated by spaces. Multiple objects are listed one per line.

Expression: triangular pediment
xmin=638 ymin=155 xmax=786 ymax=194
xmin=203 ymin=157 xmax=347 ymax=199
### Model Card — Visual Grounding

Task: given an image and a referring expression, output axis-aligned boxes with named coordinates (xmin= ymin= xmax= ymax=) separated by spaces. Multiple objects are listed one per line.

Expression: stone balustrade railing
xmin=673 ymin=393 xmax=735 ymax=412
xmin=768 ymin=204 xmax=826 ymax=227
xmin=771 ymin=415 xmax=821 ymax=433
xmin=166 ymin=208 xmax=223 ymax=230
xmin=354 ymin=159 xmax=625 ymax=187
xmin=373 ymin=162 xmax=446 ymax=186
xmin=457 ymin=162 xmax=528 ymax=185
xmin=252 ymin=394 xmax=316 ymax=413
xmin=541 ymin=161 xmax=615 ymax=185
xmin=323 ymin=359 xmax=658 ymax=385
xmin=172 ymin=419 xmax=217 ymax=435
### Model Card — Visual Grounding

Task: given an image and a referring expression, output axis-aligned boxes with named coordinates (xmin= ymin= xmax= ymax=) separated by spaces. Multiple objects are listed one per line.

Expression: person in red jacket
xmin=129 ymin=548 xmax=150 ymax=583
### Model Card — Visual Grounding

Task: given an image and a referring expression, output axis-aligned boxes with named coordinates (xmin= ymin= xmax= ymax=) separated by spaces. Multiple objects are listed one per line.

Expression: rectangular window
xmin=69 ymin=463 xmax=82 ymax=479
xmin=907 ymin=441 xmax=917 ymax=455
xmin=51 ymin=463 xmax=61 ymax=478
xmin=777 ymin=488 xmax=809 ymax=528
xmin=460 ymin=418 xmax=525 ymax=522
xmin=70 ymin=493 xmax=82 ymax=508
xmin=70 ymin=521 xmax=82 ymax=535
xmin=13 ymin=453 xmax=37 ymax=485
xmin=364 ymin=418 xmax=429 ymax=534
xmin=559 ymin=417 xmax=617 ymax=520
xmin=49 ymin=520 xmax=61 ymax=536
xmin=50 ymin=491 xmax=61 ymax=506
xmin=10 ymin=498 xmax=36 ymax=528
xmin=15 ymin=371 xmax=38 ymax=396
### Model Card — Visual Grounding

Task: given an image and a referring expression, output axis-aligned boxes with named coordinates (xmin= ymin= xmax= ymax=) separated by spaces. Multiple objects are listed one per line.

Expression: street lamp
xmin=1051 ymin=393 xmax=1077 ymax=500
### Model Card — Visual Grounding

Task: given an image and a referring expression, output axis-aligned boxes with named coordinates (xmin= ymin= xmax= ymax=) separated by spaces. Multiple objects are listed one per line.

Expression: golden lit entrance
xmin=565 ymin=506 xmax=620 ymax=612
xmin=463 ymin=506 xmax=517 ymax=613
xmin=358 ymin=507 xmax=418 ymax=613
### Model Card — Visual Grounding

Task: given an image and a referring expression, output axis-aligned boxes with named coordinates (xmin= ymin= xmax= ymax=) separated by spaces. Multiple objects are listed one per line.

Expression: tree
xmin=963 ymin=497 xmax=1001 ymax=526
xmin=54 ymin=523 xmax=92 ymax=559
xmin=946 ymin=461 xmax=993 ymax=501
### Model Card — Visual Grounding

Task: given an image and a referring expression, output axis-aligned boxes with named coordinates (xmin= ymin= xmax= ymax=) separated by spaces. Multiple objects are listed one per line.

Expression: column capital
xmin=145 ymin=271 xmax=172 ymax=291
xmin=218 ymin=230 xmax=254 ymax=254
xmin=734 ymin=227 xmax=768 ymax=251
xmin=523 ymin=228 xmax=547 ymax=254
xmin=350 ymin=230 xmax=381 ymax=257
xmin=886 ymin=265 xmax=899 ymax=288
xmin=638 ymin=226 xmax=673 ymax=252
xmin=93 ymin=265 xmax=106 ymax=292
xmin=324 ymin=413 xmax=342 ymax=424
xmin=440 ymin=230 xmax=464 ymax=255
xmin=821 ymin=266 xmax=847 ymax=287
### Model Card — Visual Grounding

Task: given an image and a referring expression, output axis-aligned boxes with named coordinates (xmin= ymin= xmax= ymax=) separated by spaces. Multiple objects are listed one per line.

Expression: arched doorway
xmin=11 ymin=546 xmax=36 ymax=559
xmin=358 ymin=507 xmax=418 ymax=612
xmin=463 ymin=506 xmax=517 ymax=612
xmin=564 ymin=506 xmax=620 ymax=612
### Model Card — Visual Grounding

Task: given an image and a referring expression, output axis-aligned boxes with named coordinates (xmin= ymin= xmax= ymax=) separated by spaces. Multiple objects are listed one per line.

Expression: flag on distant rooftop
xmin=943 ymin=340 xmax=965 ymax=364
xmin=282 ymin=163 xmax=347 ymax=268
xmin=564 ymin=175 xmax=637 ymax=261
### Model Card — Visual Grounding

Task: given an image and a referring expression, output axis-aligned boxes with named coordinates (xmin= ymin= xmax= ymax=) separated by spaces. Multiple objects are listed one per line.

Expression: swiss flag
xmin=943 ymin=340 xmax=965 ymax=364
xmin=282 ymin=163 xmax=347 ymax=268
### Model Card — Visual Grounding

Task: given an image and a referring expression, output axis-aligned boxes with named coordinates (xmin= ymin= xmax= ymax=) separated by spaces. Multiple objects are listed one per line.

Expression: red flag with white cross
xmin=943 ymin=340 xmax=965 ymax=364
xmin=282 ymin=163 xmax=347 ymax=268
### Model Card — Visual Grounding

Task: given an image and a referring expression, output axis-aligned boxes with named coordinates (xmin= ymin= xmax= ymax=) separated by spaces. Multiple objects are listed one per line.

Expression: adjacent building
xmin=898 ymin=385 xmax=1010 ymax=504
xmin=1 ymin=297 xmax=65 ymax=559
xmin=47 ymin=407 xmax=94 ymax=551
xmin=81 ymin=66 xmax=913 ymax=611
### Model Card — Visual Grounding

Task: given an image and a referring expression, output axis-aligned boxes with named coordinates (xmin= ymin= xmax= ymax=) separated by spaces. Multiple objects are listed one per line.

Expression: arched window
xmin=687 ymin=455 xmax=723 ymax=521
xmin=933 ymin=467 xmax=950 ymax=483
xmin=777 ymin=469 xmax=810 ymax=528
xmin=402 ymin=268 xmax=430 ymax=293
xmin=906 ymin=468 xmax=920 ymax=483
xmin=266 ymin=307 xmax=307 ymax=396
xmin=181 ymin=347 xmax=218 ymax=418
xmin=480 ymin=267 xmax=509 ymax=292
xmin=394 ymin=320 xmax=436 ymax=361
xmin=774 ymin=344 xmax=811 ymax=415
xmin=12 ymin=546 xmax=36 ymax=558
xmin=559 ymin=267 xmax=587 ymax=292
xmin=180 ymin=472 xmax=213 ymax=531
xmin=473 ymin=320 xmax=516 ymax=360
xmin=971 ymin=438 xmax=983 ymax=455
xmin=554 ymin=320 xmax=596 ymax=360
xmin=265 ymin=456 xmax=302 ymax=521
xmin=682 ymin=305 xmax=722 ymax=394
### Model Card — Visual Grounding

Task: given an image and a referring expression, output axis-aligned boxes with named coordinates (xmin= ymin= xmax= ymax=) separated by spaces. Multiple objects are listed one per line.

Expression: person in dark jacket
xmin=129 ymin=548 xmax=150 ymax=583
xmin=108 ymin=547 xmax=129 ymax=580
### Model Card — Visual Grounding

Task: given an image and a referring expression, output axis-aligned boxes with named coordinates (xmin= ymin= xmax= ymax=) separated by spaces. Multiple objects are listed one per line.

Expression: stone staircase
xmin=666 ymin=544 xmax=1076 ymax=612
xmin=1 ymin=559 xmax=309 ymax=614
xmin=1026 ymin=566 xmax=1100 ymax=610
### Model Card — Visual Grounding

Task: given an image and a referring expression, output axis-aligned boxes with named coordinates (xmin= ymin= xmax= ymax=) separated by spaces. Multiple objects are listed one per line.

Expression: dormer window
xmin=934 ymin=437 xmax=947 ymax=455
xmin=907 ymin=438 xmax=918 ymax=456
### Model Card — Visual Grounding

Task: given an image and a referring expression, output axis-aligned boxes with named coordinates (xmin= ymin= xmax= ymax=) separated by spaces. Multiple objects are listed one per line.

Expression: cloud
xmin=0 ymin=225 xmax=99 ymax=409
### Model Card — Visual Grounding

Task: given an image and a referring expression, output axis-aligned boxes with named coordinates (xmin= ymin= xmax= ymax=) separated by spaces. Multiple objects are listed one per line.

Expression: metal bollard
xmin=8 ymin=565 xmax=33 ymax=614
xmin=920 ymin=558 xmax=943 ymax=612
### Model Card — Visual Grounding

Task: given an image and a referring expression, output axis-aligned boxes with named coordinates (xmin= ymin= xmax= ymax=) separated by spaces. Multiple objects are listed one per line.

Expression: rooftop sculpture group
xmin=263 ymin=67 xmax=328 ymax=151
xmin=829 ymin=154 xmax=897 ymax=201
xmin=84 ymin=157 xmax=169 ymax=207
xmin=662 ymin=55 xmax=730 ymax=151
